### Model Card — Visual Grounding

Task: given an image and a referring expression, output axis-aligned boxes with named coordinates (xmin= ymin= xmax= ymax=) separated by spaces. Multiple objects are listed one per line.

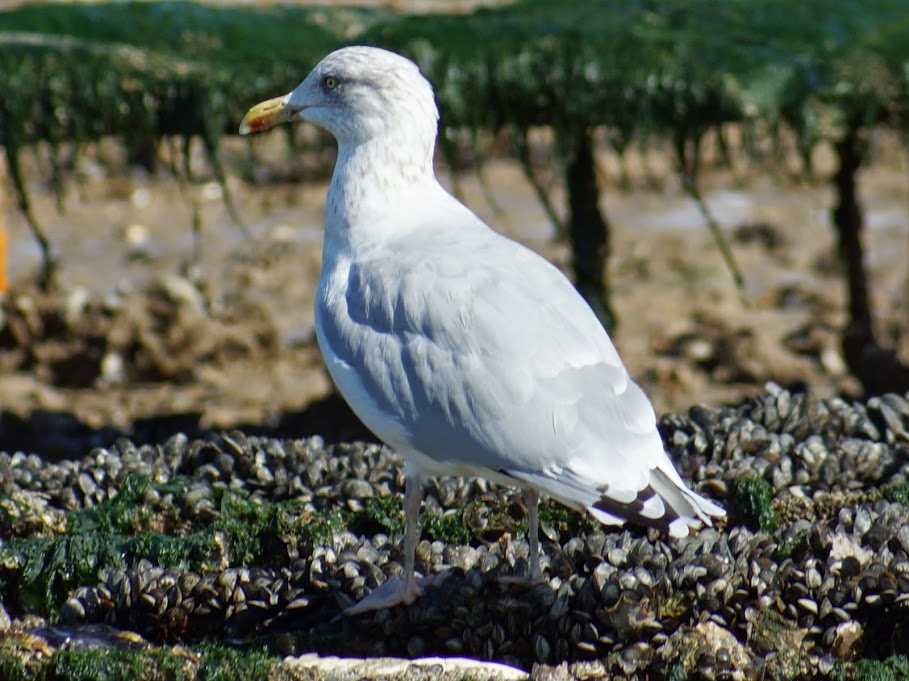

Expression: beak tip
xmin=238 ymin=94 xmax=293 ymax=136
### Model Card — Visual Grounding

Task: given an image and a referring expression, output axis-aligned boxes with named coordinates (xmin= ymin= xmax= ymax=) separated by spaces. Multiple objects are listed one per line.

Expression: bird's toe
xmin=343 ymin=572 xmax=451 ymax=615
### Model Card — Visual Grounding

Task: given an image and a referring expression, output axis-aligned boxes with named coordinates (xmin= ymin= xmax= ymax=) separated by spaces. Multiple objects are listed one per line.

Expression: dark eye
xmin=323 ymin=76 xmax=338 ymax=90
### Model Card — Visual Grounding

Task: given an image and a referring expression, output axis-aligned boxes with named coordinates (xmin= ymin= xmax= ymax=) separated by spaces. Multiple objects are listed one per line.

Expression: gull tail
xmin=588 ymin=467 xmax=725 ymax=539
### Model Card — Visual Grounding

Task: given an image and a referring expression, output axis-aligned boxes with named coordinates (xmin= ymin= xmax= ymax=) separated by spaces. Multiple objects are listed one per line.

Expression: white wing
xmin=316 ymin=192 xmax=722 ymax=535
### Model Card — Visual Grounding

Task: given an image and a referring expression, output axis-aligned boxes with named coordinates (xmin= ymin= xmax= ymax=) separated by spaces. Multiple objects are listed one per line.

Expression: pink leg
xmin=526 ymin=488 xmax=542 ymax=581
xmin=399 ymin=468 xmax=422 ymax=598
xmin=501 ymin=488 xmax=546 ymax=585
xmin=345 ymin=471 xmax=444 ymax=614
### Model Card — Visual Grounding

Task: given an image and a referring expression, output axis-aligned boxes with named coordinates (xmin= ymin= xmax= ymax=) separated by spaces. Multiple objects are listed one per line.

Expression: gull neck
xmin=325 ymin=133 xmax=436 ymax=237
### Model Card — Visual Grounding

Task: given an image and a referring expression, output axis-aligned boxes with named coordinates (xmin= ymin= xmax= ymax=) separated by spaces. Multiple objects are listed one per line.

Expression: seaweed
xmin=68 ymin=474 xmax=155 ymax=535
xmin=347 ymin=495 xmax=405 ymax=538
xmin=193 ymin=642 xmax=276 ymax=681
xmin=9 ymin=641 xmax=275 ymax=681
xmin=834 ymin=655 xmax=909 ymax=681
xmin=421 ymin=510 xmax=471 ymax=546
xmin=2 ymin=0 xmax=908 ymax=322
xmin=731 ymin=477 xmax=781 ymax=533
xmin=0 ymin=639 xmax=31 ymax=681
xmin=883 ymin=482 xmax=909 ymax=506
xmin=41 ymin=646 xmax=186 ymax=681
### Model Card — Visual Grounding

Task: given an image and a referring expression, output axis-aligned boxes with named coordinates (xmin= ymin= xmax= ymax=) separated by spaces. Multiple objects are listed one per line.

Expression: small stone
xmin=340 ymin=479 xmax=374 ymax=500
xmin=445 ymin=637 xmax=464 ymax=654
xmin=831 ymin=621 xmax=863 ymax=658
xmin=61 ymin=597 xmax=86 ymax=622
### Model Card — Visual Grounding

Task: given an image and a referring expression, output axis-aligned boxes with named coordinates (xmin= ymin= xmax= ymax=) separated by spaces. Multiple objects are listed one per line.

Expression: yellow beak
xmin=238 ymin=95 xmax=296 ymax=135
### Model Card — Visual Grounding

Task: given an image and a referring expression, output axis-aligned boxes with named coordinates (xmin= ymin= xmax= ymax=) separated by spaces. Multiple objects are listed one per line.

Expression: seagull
xmin=239 ymin=46 xmax=724 ymax=614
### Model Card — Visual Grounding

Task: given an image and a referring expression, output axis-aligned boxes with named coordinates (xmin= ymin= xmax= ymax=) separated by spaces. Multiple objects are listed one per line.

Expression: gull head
xmin=239 ymin=46 xmax=439 ymax=148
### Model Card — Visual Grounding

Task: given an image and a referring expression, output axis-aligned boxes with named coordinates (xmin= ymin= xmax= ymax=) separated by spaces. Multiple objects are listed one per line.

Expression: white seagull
xmin=240 ymin=46 xmax=724 ymax=614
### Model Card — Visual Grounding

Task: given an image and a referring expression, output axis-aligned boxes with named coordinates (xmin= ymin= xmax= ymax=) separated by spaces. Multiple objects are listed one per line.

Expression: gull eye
xmin=323 ymin=76 xmax=338 ymax=90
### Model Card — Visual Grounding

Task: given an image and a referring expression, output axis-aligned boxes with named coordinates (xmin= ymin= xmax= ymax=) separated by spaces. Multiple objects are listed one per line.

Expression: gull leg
xmin=345 ymin=471 xmax=438 ymax=614
xmin=526 ymin=488 xmax=542 ymax=581
xmin=501 ymin=488 xmax=546 ymax=585
xmin=400 ymin=468 xmax=422 ymax=599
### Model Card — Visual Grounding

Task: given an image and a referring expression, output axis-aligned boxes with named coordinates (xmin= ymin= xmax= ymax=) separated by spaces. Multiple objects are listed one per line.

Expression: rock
xmin=529 ymin=661 xmax=575 ymax=681
xmin=281 ymin=654 xmax=527 ymax=681
xmin=660 ymin=622 xmax=750 ymax=680
xmin=831 ymin=621 xmax=863 ymax=659
xmin=829 ymin=532 xmax=874 ymax=566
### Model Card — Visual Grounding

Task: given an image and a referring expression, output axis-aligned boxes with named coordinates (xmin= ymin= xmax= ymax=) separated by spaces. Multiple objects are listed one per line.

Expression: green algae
xmin=0 ymin=639 xmax=31 ymax=681
xmin=193 ymin=642 xmax=277 ymax=681
xmin=731 ymin=477 xmax=781 ymax=532
xmin=775 ymin=524 xmax=809 ymax=559
xmin=882 ymin=482 xmax=909 ymax=506
xmin=68 ymin=474 xmax=156 ymax=535
xmin=0 ymin=531 xmax=214 ymax=616
xmin=1 ymin=474 xmax=488 ymax=618
xmin=341 ymin=493 xmax=475 ymax=544
xmin=0 ymin=477 xmax=318 ymax=615
xmin=342 ymin=494 xmax=599 ymax=547
xmin=658 ymin=591 xmax=692 ymax=624
xmin=421 ymin=510 xmax=471 ymax=545
xmin=347 ymin=495 xmax=405 ymax=538
xmin=666 ymin=663 xmax=689 ymax=681
xmin=42 ymin=647 xmax=188 ymax=681
xmin=537 ymin=499 xmax=599 ymax=539
xmin=0 ymin=639 xmax=276 ymax=681
xmin=0 ymin=533 xmax=126 ymax=615
xmin=834 ymin=655 xmax=909 ymax=681
xmin=209 ymin=493 xmax=282 ymax=566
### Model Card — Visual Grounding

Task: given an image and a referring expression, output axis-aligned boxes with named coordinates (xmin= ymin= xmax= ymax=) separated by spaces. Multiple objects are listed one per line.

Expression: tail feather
xmin=501 ymin=464 xmax=725 ymax=540
xmin=590 ymin=466 xmax=725 ymax=538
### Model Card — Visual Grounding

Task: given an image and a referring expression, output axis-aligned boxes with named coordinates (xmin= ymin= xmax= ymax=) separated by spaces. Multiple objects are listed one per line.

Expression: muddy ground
xmin=1 ymin=129 xmax=907 ymax=458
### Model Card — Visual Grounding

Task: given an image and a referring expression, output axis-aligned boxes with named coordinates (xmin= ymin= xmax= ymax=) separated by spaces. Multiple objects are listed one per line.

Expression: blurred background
xmin=1 ymin=0 xmax=907 ymax=457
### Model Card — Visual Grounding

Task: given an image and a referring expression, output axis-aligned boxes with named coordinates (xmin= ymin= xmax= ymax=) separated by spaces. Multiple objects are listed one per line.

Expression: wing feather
xmin=317 ymin=202 xmax=722 ymax=532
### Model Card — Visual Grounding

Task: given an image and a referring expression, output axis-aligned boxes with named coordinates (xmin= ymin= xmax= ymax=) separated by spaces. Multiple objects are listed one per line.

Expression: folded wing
xmin=317 ymin=204 xmax=723 ymax=534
